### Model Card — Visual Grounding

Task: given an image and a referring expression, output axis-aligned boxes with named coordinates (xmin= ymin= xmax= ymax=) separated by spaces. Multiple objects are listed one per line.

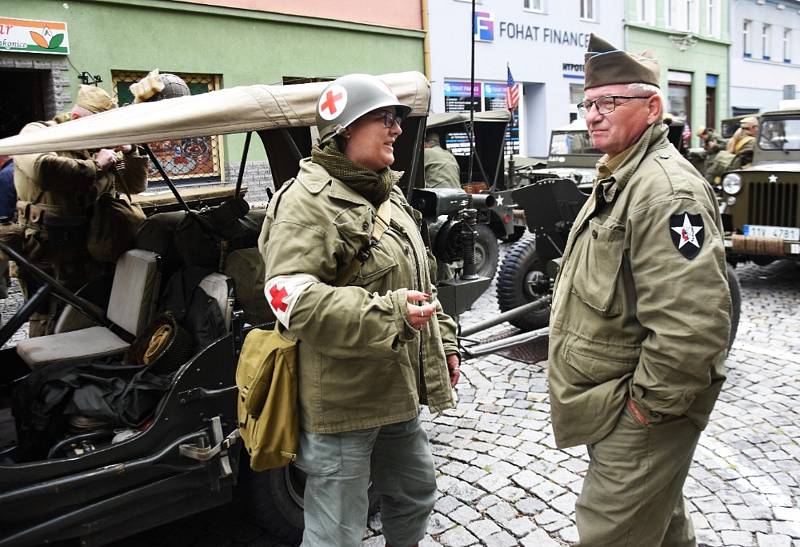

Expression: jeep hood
xmin=0 ymin=71 xmax=430 ymax=155
xmin=743 ymin=160 xmax=800 ymax=171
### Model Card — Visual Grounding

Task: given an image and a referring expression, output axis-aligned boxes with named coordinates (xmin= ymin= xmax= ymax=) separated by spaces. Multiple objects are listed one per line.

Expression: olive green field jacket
xmin=258 ymin=159 xmax=457 ymax=434
xmin=423 ymin=144 xmax=461 ymax=189
xmin=548 ymin=123 xmax=731 ymax=448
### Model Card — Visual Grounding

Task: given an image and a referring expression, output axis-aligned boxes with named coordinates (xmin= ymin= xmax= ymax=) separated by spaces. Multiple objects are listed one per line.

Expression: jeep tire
xmin=242 ymin=460 xmax=380 ymax=543
xmin=474 ymin=224 xmax=500 ymax=280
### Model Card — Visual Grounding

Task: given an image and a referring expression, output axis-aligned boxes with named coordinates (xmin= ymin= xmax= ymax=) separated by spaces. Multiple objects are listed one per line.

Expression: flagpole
xmin=468 ymin=0 xmax=476 ymax=185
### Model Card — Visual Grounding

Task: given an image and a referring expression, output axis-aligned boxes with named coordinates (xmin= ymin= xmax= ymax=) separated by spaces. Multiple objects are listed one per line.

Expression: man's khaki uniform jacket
xmin=548 ymin=123 xmax=731 ymax=448
xmin=424 ymin=144 xmax=461 ymax=189
xmin=259 ymin=159 xmax=457 ymax=434
xmin=14 ymin=120 xmax=148 ymax=254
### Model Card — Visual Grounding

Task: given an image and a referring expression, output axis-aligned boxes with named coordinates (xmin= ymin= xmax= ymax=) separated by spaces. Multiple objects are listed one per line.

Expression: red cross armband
xmin=264 ymin=274 xmax=318 ymax=328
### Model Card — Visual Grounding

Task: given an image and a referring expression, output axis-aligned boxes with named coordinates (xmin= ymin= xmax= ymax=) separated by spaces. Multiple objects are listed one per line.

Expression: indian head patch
xmin=669 ymin=212 xmax=704 ymax=259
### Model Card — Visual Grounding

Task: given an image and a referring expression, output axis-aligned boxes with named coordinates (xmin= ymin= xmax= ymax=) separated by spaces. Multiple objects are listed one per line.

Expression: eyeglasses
xmin=371 ymin=110 xmax=404 ymax=128
xmin=577 ymin=95 xmax=649 ymax=118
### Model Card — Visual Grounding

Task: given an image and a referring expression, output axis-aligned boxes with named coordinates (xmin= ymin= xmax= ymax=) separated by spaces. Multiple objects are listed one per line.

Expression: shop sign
xmin=0 ymin=17 xmax=69 ymax=55
xmin=474 ymin=11 xmax=494 ymax=42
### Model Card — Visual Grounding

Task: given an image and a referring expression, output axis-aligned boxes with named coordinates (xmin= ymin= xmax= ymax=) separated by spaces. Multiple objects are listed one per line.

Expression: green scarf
xmin=311 ymin=141 xmax=400 ymax=206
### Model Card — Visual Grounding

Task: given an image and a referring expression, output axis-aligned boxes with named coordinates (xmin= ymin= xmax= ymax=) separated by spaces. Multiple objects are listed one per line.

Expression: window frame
xmin=523 ymin=0 xmax=545 ymax=13
xmin=744 ymin=19 xmax=752 ymax=58
xmin=638 ymin=0 xmax=656 ymax=25
xmin=783 ymin=28 xmax=792 ymax=63
xmin=579 ymin=0 xmax=596 ymax=22
xmin=706 ymin=0 xmax=720 ymax=38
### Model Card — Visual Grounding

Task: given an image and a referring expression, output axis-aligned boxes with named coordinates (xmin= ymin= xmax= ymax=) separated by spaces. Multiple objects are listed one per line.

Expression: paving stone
xmin=721 ymin=530 xmax=755 ymax=546
xmin=449 ymin=505 xmax=480 ymax=526
xmin=464 ymin=518 xmax=500 ymax=541
xmin=520 ymin=529 xmax=562 ymax=547
xmin=755 ymin=533 xmax=793 ymax=547
xmin=438 ymin=526 xmax=478 ymax=547
xmin=504 ymin=516 xmax=536 ymax=538
xmin=484 ymin=530 xmax=518 ymax=547
xmin=428 ymin=513 xmax=456 ymax=535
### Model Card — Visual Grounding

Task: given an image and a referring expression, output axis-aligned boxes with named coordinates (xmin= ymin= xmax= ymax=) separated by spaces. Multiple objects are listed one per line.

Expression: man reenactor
xmin=548 ymin=34 xmax=731 ymax=546
xmin=727 ymin=116 xmax=758 ymax=168
xmin=423 ymin=131 xmax=461 ymax=189
xmin=13 ymin=85 xmax=148 ymax=336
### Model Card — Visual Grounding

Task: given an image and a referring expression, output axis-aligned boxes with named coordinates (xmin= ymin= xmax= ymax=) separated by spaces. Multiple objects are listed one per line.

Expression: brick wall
xmin=223 ymin=160 xmax=274 ymax=207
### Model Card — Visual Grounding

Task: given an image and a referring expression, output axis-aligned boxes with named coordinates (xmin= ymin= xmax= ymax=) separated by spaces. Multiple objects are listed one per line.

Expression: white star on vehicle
xmin=671 ymin=213 xmax=703 ymax=249
xmin=495 ymin=195 xmax=504 ymax=206
xmin=768 ymin=174 xmax=778 ymax=183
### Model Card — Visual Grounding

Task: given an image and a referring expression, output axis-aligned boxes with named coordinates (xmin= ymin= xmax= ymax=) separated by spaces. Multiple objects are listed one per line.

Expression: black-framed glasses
xmin=577 ymin=95 xmax=649 ymax=117
xmin=371 ymin=110 xmax=404 ymax=128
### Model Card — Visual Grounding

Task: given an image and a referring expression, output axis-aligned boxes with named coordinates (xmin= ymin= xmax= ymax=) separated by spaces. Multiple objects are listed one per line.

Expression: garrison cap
xmin=740 ymin=116 xmax=758 ymax=129
xmin=75 ymin=84 xmax=117 ymax=113
xmin=584 ymin=34 xmax=660 ymax=90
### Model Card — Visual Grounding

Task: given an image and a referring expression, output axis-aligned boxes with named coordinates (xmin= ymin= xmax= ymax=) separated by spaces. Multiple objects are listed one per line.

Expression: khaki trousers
xmin=575 ymin=404 xmax=701 ymax=547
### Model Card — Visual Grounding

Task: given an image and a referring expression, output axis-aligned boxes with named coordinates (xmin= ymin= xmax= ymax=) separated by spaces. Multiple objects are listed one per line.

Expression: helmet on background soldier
xmin=130 ymin=70 xmax=191 ymax=103
xmin=315 ymin=74 xmax=411 ymax=144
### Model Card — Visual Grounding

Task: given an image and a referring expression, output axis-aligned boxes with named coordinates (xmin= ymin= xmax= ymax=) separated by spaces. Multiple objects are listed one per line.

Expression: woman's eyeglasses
xmin=372 ymin=110 xmax=404 ymax=128
xmin=577 ymin=95 xmax=649 ymax=118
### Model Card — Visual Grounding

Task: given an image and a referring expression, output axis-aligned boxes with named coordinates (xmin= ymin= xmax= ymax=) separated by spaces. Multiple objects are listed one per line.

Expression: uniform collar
xmin=594 ymin=122 xmax=669 ymax=203
xmin=297 ymin=158 xmax=403 ymax=209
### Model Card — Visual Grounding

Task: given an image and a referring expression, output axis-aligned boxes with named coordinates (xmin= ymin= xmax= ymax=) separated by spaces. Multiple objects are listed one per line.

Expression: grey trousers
xmin=575 ymin=404 xmax=702 ymax=547
xmin=296 ymin=416 xmax=436 ymax=547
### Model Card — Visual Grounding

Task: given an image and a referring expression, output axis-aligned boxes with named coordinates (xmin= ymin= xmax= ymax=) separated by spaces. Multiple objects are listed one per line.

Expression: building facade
xmin=0 ymin=0 xmax=425 ymax=198
xmin=729 ymin=0 xmax=800 ymax=115
xmin=427 ymin=0 xmax=625 ymax=158
xmin=624 ymin=0 xmax=731 ymax=146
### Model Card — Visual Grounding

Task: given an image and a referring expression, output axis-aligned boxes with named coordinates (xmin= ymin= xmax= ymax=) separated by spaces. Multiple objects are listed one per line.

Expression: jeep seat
xmin=16 ymin=250 xmax=161 ymax=367
xmin=198 ymin=272 xmax=233 ymax=331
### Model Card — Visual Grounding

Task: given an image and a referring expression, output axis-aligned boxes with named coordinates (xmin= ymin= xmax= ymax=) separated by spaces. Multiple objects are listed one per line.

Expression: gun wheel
xmin=496 ymin=235 xmax=551 ymax=331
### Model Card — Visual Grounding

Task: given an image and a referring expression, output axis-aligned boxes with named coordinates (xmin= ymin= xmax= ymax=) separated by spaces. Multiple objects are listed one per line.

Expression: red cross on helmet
xmin=315 ymin=73 xmax=411 ymax=144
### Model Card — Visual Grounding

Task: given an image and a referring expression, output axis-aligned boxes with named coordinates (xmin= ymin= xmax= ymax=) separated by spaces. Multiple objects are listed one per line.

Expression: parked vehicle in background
xmin=425 ymin=110 xmax=518 ymax=279
xmin=719 ymin=108 xmax=800 ymax=267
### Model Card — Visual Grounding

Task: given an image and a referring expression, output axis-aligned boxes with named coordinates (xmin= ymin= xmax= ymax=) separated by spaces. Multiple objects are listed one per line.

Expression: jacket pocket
xmin=352 ymin=241 xmax=397 ymax=290
xmin=570 ymin=218 xmax=625 ymax=316
xmin=565 ymin=346 xmax=637 ymax=386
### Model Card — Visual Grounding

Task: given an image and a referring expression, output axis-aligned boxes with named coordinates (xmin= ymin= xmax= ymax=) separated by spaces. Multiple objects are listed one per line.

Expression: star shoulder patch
xmin=669 ymin=212 xmax=704 ymax=260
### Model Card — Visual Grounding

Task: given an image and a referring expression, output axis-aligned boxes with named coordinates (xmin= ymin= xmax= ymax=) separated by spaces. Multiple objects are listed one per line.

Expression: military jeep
xmin=0 ymin=71 xmax=489 ymax=546
xmin=719 ymin=109 xmax=800 ymax=265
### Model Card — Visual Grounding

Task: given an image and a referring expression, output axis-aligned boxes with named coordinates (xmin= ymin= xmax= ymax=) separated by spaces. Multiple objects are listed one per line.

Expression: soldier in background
xmin=13 ymin=85 xmax=148 ymax=336
xmin=423 ymin=131 xmax=461 ymax=189
xmin=726 ymin=116 xmax=758 ymax=169
xmin=548 ymin=34 xmax=731 ymax=546
xmin=0 ymin=154 xmax=15 ymax=299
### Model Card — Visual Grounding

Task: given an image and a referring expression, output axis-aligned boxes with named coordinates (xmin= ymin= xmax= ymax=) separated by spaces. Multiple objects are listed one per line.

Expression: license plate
xmin=743 ymin=224 xmax=800 ymax=240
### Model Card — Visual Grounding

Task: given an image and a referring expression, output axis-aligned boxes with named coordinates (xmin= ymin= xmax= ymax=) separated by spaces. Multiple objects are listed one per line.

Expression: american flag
xmin=506 ymin=64 xmax=520 ymax=111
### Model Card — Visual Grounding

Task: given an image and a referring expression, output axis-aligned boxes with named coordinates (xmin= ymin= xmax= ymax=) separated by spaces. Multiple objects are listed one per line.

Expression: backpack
xmin=235 ymin=191 xmax=391 ymax=471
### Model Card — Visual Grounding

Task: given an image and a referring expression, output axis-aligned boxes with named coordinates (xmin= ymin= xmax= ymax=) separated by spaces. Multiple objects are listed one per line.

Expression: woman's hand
xmin=447 ymin=354 xmax=460 ymax=387
xmin=406 ymin=290 xmax=437 ymax=330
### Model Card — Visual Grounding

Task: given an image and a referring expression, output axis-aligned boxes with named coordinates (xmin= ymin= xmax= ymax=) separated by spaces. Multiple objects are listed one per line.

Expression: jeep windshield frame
xmin=758 ymin=117 xmax=800 ymax=151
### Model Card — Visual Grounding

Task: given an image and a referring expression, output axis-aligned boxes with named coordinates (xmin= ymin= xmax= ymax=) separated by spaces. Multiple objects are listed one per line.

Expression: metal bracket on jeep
xmin=178 ymin=416 xmax=240 ymax=478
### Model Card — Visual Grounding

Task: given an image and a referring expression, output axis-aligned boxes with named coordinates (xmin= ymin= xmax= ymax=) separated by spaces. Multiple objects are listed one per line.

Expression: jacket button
xmin=362 ymin=222 xmax=369 ymax=230
xmin=591 ymin=229 xmax=598 ymax=239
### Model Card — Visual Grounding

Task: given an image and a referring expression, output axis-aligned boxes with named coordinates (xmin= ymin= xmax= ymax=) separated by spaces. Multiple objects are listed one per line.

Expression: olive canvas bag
xmin=236 ymin=195 xmax=391 ymax=471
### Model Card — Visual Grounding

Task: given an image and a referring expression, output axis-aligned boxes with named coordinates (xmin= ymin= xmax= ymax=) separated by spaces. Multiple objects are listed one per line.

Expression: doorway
xmin=0 ymin=69 xmax=47 ymax=139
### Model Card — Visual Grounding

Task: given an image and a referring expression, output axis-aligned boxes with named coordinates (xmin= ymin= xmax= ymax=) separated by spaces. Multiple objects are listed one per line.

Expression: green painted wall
xmin=624 ymin=0 xmax=731 ymax=146
xmin=2 ymin=0 xmax=425 ymax=161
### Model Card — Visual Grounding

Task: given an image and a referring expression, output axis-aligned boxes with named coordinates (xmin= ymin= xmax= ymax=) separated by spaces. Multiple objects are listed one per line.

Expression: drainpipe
xmin=421 ymin=0 xmax=431 ymax=80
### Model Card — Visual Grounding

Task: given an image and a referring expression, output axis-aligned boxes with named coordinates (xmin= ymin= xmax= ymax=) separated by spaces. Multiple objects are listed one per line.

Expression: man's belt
xmin=16 ymin=200 xmax=88 ymax=228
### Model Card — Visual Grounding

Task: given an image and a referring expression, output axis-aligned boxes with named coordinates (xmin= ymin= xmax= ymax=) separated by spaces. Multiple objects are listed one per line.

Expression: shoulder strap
xmin=335 ymin=198 xmax=393 ymax=287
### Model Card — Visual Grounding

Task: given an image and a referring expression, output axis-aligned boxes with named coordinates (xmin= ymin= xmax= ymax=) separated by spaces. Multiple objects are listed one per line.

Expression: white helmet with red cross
xmin=315 ymin=73 xmax=411 ymax=144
